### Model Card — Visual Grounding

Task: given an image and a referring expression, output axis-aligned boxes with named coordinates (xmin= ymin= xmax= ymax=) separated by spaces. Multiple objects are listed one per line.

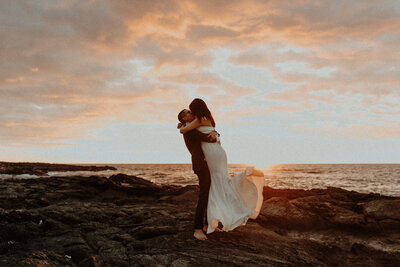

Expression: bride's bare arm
xmin=179 ymin=118 xmax=202 ymax=134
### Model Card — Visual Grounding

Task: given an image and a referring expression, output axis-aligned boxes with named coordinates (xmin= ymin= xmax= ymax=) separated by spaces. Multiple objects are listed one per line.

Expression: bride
xmin=179 ymin=98 xmax=264 ymax=234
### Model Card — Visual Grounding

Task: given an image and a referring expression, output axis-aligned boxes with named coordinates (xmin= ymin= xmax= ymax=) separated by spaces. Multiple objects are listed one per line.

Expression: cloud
xmin=185 ymin=24 xmax=240 ymax=44
xmin=132 ymin=38 xmax=214 ymax=69
xmin=1 ymin=0 xmax=399 ymax=147
xmin=294 ymin=123 xmax=400 ymax=140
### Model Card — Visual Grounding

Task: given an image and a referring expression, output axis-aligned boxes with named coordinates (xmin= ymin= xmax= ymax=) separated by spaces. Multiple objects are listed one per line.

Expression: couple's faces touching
xmin=183 ymin=109 xmax=195 ymax=122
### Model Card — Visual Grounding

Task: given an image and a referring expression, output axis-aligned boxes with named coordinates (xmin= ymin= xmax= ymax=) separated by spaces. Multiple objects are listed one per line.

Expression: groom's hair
xmin=178 ymin=109 xmax=186 ymax=123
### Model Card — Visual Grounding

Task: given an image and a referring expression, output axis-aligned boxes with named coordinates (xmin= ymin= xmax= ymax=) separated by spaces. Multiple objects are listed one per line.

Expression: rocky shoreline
xmin=0 ymin=164 xmax=399 ymax=266
xmin=0 ymin=161 xmax=116 ymax=176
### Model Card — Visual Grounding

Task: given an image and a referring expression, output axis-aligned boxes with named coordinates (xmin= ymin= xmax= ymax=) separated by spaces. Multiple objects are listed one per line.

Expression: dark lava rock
xmin=0 ymin=161 xmax=116 ymax=176
xmin=0 ymin=173 xmax=399 ymax=266
xmin=361 ymin=199 xmax=400 ymax=220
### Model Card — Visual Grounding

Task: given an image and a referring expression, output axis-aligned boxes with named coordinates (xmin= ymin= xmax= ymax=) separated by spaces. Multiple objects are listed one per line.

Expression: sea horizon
xmin=2 ymin=161 xmax=399 ymax=197
xmin=3 ymin=160 xmax=399 ymax=165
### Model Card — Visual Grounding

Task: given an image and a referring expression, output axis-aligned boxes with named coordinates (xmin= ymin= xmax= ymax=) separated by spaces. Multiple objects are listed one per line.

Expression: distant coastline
xmin=1 ymin=161 xmax=400 ymax=197
xmin=0 ymin=161 xmax=116 ymax=176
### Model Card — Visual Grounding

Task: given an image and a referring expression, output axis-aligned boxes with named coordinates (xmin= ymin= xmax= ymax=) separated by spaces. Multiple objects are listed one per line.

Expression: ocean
xmin=1 ymin=163 xmax=399 ymax=197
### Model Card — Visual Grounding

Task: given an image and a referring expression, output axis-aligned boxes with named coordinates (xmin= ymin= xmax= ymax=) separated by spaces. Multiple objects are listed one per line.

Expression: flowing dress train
xmin=197 ymin=126 xmax=264 ymax=234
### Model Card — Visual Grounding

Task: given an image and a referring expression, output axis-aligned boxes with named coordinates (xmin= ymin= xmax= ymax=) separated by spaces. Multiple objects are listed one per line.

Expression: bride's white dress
xmin=198 ymin=126 xmax=264 ymax=234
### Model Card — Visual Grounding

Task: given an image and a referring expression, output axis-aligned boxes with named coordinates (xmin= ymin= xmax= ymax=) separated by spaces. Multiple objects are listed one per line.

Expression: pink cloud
xmin=1 ymin=0 xmax=399 ymax=146
xmin=294 ymin=123 xmax=400 ymax=140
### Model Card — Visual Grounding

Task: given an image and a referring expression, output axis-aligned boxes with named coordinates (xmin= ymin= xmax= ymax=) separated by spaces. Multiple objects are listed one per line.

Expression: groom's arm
xmin=177 ymin=122 xmax=219 ymax=143
xmin=192 ymin=130 xmax=218 ymax=143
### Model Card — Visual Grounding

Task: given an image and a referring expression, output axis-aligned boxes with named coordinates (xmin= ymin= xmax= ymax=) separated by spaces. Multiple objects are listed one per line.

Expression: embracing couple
xmin=177 ymin=98 xmax=264 ymax=240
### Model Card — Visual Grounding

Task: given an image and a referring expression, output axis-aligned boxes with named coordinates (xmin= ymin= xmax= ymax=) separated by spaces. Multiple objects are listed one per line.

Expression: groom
xmin=178 ymin=109 xmax=218 ymax=240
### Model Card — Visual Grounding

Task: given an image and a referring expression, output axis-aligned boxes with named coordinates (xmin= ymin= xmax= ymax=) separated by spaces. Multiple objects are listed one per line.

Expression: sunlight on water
xmin=1 ymin=163 xmax=399 ymax=197
xmin=263 ymin=164 xmax=400 ymax=196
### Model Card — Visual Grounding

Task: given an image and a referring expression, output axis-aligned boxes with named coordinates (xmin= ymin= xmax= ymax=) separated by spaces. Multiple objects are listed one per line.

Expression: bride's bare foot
xmin=194 ymin=229 xmax=207 ymax=240
xmin=213 ymin=221 xmax=224 ymax=232
xmin=203 ymin=225 xmax=208 ymax=233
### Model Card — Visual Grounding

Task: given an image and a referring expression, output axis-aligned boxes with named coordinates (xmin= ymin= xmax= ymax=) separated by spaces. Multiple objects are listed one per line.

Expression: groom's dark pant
xmin=194 ymin=165 xmax=211 ymax=229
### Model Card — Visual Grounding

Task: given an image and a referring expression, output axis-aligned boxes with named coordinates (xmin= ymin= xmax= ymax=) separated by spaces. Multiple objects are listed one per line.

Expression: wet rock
xmin=361 ymin=199 xmax=400 ymax=220
xmin=108 ymin=173 xmax=161 ymax=194
xmin=291 ymin=196 xmax=366 ymax=229
xmin=258 ymin=197 xmax=318 ymax=230
xmin=79 ymin=255 xmax=102 ymax=267
xmin=0 ymin=168 xmax=399 ymax=266
xmin=0 ymin=161 xmax=116 ymax=176
xmin=133 ymin=225 xmax=178 ymax=240
xmin=64 ymin=244 xmax=92 ymax=264
xmin=167 ymin=189 xmax=198 ymax=204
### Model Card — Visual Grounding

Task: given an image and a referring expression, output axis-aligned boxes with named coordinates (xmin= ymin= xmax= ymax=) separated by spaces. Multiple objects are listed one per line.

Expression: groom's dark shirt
xmin=183 ymin=130 xmax=214 ymax=173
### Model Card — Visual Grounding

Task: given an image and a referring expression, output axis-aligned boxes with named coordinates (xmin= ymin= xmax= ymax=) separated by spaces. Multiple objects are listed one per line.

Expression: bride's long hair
xmin=189 ymin=98 xmax=216 ymax=127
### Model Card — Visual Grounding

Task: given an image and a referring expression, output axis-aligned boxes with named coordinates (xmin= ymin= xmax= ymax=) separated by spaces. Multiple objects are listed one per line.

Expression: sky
xmin=0 ymin=0 xmax=399 ymax=168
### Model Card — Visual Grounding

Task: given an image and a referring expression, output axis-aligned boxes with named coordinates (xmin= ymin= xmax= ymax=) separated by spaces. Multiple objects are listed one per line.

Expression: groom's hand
xmin=177 ymin=122 xmax=183 ymax=129
xmin=208 ymin=131 xmax=218 ymax=142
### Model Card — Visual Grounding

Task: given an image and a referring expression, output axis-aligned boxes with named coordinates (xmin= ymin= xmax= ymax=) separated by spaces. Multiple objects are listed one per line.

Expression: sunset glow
xmin=1 ymin=0 xmax=399 ymax=167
